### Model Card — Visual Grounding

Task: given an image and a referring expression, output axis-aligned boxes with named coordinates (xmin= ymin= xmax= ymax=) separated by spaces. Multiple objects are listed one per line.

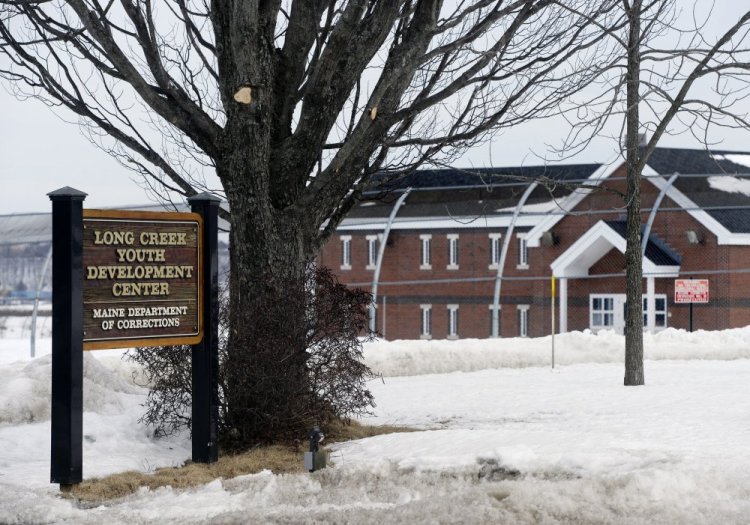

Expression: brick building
xmin=317 ymin=148 xmax=750 ymax=340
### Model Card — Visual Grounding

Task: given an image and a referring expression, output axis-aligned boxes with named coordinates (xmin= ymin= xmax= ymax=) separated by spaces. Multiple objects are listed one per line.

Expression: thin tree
xmin=559 ymin=0 xmax=750 ymax=386
xmin=1 ymin=1 xmax=618 ymax=443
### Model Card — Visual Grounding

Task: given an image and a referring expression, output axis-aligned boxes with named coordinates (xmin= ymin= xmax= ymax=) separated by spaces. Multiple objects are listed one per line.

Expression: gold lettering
xmin=93 ymin=230 xmax=134 ymax=245
xmin=111 ymin=281 xmax=170 ymax=297
xmin=139 ymin=230 xmax=188 ymax=246
xmin=117 ymin=248 xmax=167 ymax=263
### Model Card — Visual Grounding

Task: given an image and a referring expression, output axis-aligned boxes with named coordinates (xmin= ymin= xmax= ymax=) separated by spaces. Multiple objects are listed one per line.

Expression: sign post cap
xmin=48 ymin=187 xmax=88 ymax=201
xmin=187 ymin=192 xmax=222 ymax=204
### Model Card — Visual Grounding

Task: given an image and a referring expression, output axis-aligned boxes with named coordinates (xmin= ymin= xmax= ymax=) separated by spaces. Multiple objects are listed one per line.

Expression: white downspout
xmin=492 ymin=182 xmax=538 ymax=337
xmin=641 ymin=173 xmax=678 ymax=334
xmin=559 ymin=277 xmax=568 ymax=333
xmin=370 ymin=188 xmax=412 ymax=333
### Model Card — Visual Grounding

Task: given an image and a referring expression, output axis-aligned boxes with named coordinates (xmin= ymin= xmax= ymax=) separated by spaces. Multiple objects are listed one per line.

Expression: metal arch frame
xmin=640 ymin=172 xmax=679 ymax=334
xmin=369 ymin=188 xmax=412 ymax=333
xmin=492 ymin=181 xmax=538 ymax=337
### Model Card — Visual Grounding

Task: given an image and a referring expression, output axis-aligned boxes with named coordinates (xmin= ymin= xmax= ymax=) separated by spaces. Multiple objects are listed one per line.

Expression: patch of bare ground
xmin=66 ymin=421 xmax=414 ymax=504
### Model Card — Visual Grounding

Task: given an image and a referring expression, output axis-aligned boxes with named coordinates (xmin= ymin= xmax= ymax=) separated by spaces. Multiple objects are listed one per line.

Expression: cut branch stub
xmin=233 ymin=87 xmax=253 ymax=104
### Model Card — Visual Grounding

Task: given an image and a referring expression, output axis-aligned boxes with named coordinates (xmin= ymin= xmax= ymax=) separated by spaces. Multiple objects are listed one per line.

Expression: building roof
xmin=645 ymin=148 xmax=750 ymax=177
xmin=0 ymin=213 xmax=51 ymax=245
xmin=550 ymin=220 xmax=681 ymax=278
xmin=341 ymin=149 xmax=750 ymax=237
xmin=605 ymin=221 xmax=681 ymax=266
xmin=648 ymin=148 xmax=750 ymax=234
xmin=518 ymin=148 xmax=750 ymax=247
xmin=368 ymin=164 xmax=601 ymax=192
xmin=345 ymin=163 xmax=603 ymax=225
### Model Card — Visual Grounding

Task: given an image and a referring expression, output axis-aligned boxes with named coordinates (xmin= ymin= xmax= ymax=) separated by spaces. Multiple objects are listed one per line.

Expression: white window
xmin=590 ymin=294 xmax=626 ymax=334
xmin=643 ymin=295 xmax=668 ymax=328
xmin=366 ymin=235 xmax=379 ymax=269
xmin=517 ymin=234 xmax=529 ymax=269
xmin=420 ymin=234 xmax=432 ymax=270
xmin=591 ymin=296 xmax=616 ymax=329
xmin=489 ymin=233 xmax=502 ymax=269
xmin=447 ymin=234 xmax=459 ymax=270
xmin=517 ymin=305 xmax=529 ymax=337
xmin=420 ymin=304 xmax=432 ymax=339
xmin=589 ymin=294 xmax=668 ymax=334
xmin=340 ymin=235 xmax=351 ymax=270
xmin=447 ymin=304 xmax=459 ymax=339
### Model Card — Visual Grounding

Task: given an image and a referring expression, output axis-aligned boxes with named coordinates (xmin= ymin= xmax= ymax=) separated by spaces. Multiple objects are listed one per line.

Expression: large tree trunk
xmin=223 ymin=190 xmax=313 ymax=444
xmin=623 ymin=0 xmax=645 ymax=386
xmin=217 ymin=125 xmax=315 ymax=444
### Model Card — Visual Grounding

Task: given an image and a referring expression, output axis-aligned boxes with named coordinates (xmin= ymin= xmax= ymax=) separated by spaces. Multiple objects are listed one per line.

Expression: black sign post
xmin=189 ymin=193 xmax=220 ymax=463
xmin=48 ymin=187 xmax=86 ymax=490
xmin=48 ymin=188 xmax=220 ymax=488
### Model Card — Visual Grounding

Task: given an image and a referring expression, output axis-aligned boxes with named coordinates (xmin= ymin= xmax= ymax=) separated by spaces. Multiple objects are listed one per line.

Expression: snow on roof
xmin=711 ymin=153 xmax=750 ymax=168
xmin=494 ymin=200 xmax=559 ymax=214
xmin=707 ymin=175 xmax=750 ymax=197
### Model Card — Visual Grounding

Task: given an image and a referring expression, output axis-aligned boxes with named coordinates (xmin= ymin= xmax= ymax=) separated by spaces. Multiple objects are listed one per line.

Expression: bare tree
xmin=0 ymin=0 xmax=618 ymax=442
xmin=559 ymin=0 xmax=750 ymax=386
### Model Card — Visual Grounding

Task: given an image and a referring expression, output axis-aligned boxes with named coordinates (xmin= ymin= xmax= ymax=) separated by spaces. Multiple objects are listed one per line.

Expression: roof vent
xmin=541 ymin=231 xmax=558 ymax=247
xmin=621 ymin=133 xmax=649 ymax=149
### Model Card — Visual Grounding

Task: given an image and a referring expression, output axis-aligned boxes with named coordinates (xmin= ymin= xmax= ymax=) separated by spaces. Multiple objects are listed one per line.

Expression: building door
xmin=590 ymin=294 xmax=626 ymax=334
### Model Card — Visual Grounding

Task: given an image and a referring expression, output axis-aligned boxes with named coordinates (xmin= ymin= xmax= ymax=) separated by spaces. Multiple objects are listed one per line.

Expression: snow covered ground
xmin=1 ymin=318 xmax=750 ymax=524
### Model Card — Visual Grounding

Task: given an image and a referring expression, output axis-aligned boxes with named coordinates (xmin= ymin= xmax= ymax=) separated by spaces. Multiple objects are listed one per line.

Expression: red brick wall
xmin=318 ymin=167 xmax=750 ymax=339
xmin=319 ymin=227 xmax=553 ymax=339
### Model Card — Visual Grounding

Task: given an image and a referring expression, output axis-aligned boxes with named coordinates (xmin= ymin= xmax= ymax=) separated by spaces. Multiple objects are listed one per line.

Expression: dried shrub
xmin=126 ymin=266 xmax=375 ymax=449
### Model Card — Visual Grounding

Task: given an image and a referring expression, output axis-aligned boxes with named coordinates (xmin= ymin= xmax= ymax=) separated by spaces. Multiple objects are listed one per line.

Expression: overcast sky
xmin=1 ymin=0 xmax=748 ymax=215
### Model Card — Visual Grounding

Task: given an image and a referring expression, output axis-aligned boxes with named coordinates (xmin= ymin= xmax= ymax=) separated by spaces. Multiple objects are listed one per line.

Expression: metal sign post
xmin=189 ymin=193 xmax=221 ymax=464
xmin=48 ymin=187 xmax=86 ymax=490
xmin=551 ymin=276 xmax=556 ymax=369
xmin=48 ymin=187 xmax=219 ymax=490
xmin=674 ymin=278 xmax=709 ymax=332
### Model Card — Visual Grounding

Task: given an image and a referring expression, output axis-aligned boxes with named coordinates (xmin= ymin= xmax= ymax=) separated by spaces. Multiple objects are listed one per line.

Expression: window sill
xmin=516 ymin=264 xmax=529 ymax=270
xmin=420 ymin=334 xmax=432 ymax=340
xmin=447 ymin=334 xmax=459 ymax=340
xmin=366 ymin=264 xmax=376 ymax=270
xmin=488 ymin=264 xmax=499 ymax=270
xmin=446 ymin=264 xmax=459 ymax=270
xmin=340 ymin=265 xmax=352 ymax=271
xmin=420 ymin=264 xmax=432 ymax=270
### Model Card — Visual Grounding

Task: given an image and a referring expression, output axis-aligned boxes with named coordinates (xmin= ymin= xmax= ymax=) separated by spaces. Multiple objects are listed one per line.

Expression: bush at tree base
xmin=126 ymin=266 xmax=375 ymax=450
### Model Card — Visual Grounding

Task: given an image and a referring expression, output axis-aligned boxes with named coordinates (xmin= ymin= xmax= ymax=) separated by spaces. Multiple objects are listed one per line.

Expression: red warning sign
xmin=674 ymin=279 xmax=709 ymax=304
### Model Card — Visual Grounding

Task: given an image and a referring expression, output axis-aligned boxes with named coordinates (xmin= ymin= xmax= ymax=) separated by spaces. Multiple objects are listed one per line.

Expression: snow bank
xmin=1 ymin=329 xmax=750 ymax=523
xmin=0 ymin=353 xmax=141 ymax=425
xmin=364 ymin=327 xmax=750 ymax=377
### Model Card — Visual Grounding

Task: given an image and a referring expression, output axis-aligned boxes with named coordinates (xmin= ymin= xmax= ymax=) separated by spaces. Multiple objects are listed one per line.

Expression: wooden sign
xmin=674 ymin=279 xmax=709 ymax=304
xmin=82 ymin=209 xmax=203 ymax=350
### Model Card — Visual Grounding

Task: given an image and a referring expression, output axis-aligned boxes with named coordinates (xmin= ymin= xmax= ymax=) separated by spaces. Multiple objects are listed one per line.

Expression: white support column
xmin=647 ymin=276 xmax=656 ymax=334
xmin=559 ymin=278 xmax=568 ymax=333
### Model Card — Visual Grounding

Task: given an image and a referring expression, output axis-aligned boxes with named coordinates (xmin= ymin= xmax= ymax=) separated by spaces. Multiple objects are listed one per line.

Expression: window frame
xmin=366 ymin=234 xmax=379 ymax=270
xmin=517 ymin=305 xmax=529 ymax=337
xmin=489 ymin=233 xmax=502 ymax=269
xmin=643 ymin=294 xmax=668 ymax=329
xmin=420 ymin=234 xmax=432 ymax=270
xmin=516 ymin=233 xmax=529 ymax=269
xmin=340 ymin=235 xmax=352 ymax=270
xmin=420 ymin=304 xmax=432 ymax=339
xmin=447 ymin=234 xmax=459 ymax=270
xmin=447 ymin=304 xmax=459 ymax=339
